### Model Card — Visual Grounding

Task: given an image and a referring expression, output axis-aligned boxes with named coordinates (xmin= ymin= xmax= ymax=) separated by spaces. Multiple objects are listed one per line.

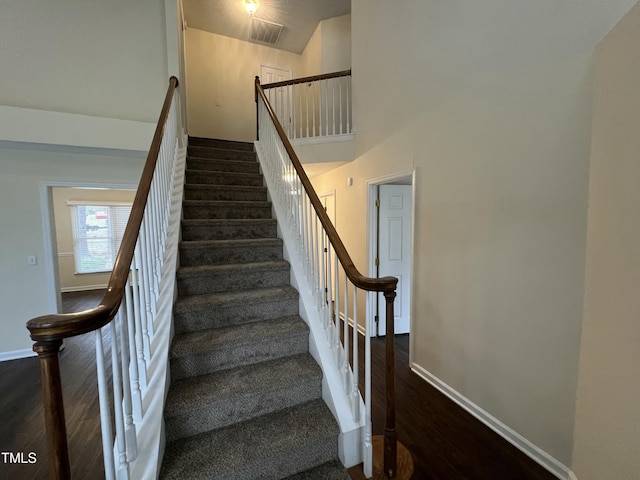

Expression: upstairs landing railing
xmin=260 ymin=70 xmax=352 ymax=141
xmin=26 ymin=77 xmax=184 ymax=480
xmin=255 ymin=77 xmax=413 ymax=478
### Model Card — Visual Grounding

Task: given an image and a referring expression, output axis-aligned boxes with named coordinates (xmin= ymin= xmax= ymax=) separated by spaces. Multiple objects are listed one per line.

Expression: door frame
xmin=366 ymin=169 xmax=416 ymax=339
xmin=39 ymin=180 xmax=138 ymax=314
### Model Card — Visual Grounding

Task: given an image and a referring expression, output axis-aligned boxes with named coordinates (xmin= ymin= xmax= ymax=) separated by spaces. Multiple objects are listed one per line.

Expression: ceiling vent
xmin=249 ymin=17 xmax=284 ymax=47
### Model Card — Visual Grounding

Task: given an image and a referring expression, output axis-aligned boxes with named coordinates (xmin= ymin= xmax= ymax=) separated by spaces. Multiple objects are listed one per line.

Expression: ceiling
xmin=182 ymin=0 xmax=351 ymax=54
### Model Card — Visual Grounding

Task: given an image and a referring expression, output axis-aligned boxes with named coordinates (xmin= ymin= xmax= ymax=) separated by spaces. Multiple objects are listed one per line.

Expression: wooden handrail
xmin=25 ymin=76 xmax=179 ymax=480
xmin=256 ymin=74 xmax=414 ymax=479
xmin=26 ymin=76 xmax=179 ymax=342
xmin=261 ymin=69 xmax=352 ymax=89
xmin=255 ymin=76 xmax=396 ymax=294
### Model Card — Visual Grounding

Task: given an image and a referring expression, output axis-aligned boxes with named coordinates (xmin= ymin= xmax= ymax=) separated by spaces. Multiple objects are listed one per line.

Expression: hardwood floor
xmin=1 ymin=290 xmax=557 ymax=480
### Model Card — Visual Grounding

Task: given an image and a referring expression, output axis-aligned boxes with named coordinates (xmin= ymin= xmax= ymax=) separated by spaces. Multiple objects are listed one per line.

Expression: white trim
xmin=60 ymin=284 xmax=108 ymax=293
xmin=0 ymin=349 xmax=37 ymax=362
xmin=65 ymin=200 xmax=133 ymax=207
xmin=366 ymin=169 xmax=416 ymax=341
xmin=290 ymin=133 xmax=355 ymax=146
xmin=0 ymin=106 xmax=154 ymax=151
xmin=411 ymin=362 xmax=576 ymax=480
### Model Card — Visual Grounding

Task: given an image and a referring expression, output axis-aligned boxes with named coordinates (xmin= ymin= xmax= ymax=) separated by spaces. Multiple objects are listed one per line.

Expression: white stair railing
xmin=27 ymin=77 xmax=185 ymax=480
xmin=261 ymin=70 xmax=352 ymax=141
xmin=255 ymin=77 xmax=401 ymax=478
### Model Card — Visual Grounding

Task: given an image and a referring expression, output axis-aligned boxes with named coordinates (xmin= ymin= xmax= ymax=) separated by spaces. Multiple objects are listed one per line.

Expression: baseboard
xmin=0 ymin=349 xmax=37 ymax=362
xmin=410 ymin=363 xmax=576 ymax=480
xmin=60 ymin=284 xmax=108 ymax=293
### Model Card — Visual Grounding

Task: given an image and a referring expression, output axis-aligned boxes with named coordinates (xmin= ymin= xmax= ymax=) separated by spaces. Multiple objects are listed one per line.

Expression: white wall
xmin=300 ymin=14 xmax=351 ymax=76
xmin=320 ymin=14 xmax=351 ymax=73
xmin=0 ymin=146 xmax=144 ymax=356
xmin=311 ymin=0 xmax=636 ymax=470
xmin=0 ymin=0 xmax=168 ymax=123
xmin=572 ymin=2 xmax=640 ymax=478
xmin=185 ymin=28 xmax=304 ymax=142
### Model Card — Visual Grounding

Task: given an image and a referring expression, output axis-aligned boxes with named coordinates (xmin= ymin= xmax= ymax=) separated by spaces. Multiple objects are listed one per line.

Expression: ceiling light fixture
xmin=245 ymin=0 xmax=258 ymax=15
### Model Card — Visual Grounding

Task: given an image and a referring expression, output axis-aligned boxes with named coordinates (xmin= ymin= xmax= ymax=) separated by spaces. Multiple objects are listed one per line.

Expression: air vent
xmin=249 ymin=17 xmax=284 ymax=47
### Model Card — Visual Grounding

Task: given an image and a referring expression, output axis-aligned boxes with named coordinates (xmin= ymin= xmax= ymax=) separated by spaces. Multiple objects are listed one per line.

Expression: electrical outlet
xmin=27 ymin=255 xmax=37 ymax=266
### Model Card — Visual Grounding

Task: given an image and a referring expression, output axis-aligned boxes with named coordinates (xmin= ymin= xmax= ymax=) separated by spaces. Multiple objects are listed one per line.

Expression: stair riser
xmin=186 ymin=158 xmax=259 ymax=174
xmin=174 ymin=297 xmax=299 ymax=333
xmin=184 ymin=186 xmax=267 ymax=202
xmin=188 ymin=146 xmax=257 ymax=162
xmin=188 ymin=137 xmax=254 ymax=151
xmin=179 ymin=243 xmax=283 ymax=266
xmin=182 ymin=204 xmax=272 ymax=220
xmin=165 ymin=376 xmax=321 ymax=442
xmin=181 ymin=221 xmax=276 ymax=241
xmin=178 ymin=268 xmax=289 ymax=296
xmin=186 ymin=171 xmax=263 ymax=186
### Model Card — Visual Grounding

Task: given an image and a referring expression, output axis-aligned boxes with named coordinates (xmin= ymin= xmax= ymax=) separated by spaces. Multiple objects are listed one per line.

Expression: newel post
xmin=255 ymin=76 xmax=260 ymax=141
xmin=33 ymin=340 xmax=70 ymax=480
xmin=372 ymin=288 xmax=413 ymax=479
xmin=383 ymin=290 xmax=398 ymax=476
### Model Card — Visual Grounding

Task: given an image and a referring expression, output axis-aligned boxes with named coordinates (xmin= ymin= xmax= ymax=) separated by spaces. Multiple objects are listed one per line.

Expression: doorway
xmin=367 ymin=171 xmax=415 ymax=337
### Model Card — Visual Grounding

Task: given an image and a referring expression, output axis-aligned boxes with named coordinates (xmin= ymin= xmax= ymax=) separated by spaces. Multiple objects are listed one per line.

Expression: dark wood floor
xmin=1 ymin=290 xmax=557 ymax=480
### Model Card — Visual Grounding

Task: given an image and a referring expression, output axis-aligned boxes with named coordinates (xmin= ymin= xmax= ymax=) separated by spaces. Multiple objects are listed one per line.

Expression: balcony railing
xmin=260 ymin=70 xmax=352 ymax=141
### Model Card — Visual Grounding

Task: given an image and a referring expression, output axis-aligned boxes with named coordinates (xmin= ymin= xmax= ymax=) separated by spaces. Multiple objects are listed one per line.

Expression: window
xmin=70 ymin=203 xmax=132 ymax=274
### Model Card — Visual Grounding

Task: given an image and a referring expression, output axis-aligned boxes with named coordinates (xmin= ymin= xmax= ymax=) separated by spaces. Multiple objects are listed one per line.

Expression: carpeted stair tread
xmin=177 ymin=260 xmax=290 ymax=295
xmin=164 ymin=354 xmax=322 ymax=441
xmin=187 ymin=145 xmax=257 ymax=162
xmin=173 ymin=286 xmax=299 ymax=333
xmin=185 ymin=169 xmax=264 ymax=186
xmin=182 ymin=199 xmax=272 ymax=220
xmin=160 ymin=399 xmax=340 ymax=480
xmin=283 ymin=460 xmax=351 ymax=480
xmin=170 ymin=315 xmax=307 ymax=359
xmin=179 ymin=237 xmax=284 ymax=266
xmin=169 ymin=316 xmax=309 ymax=379
xmin=186 ymin=157 xmax=260 ymax=174
xmin=184 ymin=184 xmax=267 ymax=201
xmin=188 ymin=136 xmax=254 ymax=151
xmin=180 ymin=218 xmax=277 ymax=241
xmin=176 ymin=285 xmax=298 ymax=309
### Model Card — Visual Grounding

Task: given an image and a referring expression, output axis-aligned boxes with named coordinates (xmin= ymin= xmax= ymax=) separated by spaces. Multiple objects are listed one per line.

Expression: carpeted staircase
xmin=160 ymin=137 xmax=351 ymax=480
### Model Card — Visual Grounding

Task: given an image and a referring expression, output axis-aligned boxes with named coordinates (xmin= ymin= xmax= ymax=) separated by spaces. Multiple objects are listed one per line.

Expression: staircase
xmin=160 ymin=137 xmax=351 ymax=479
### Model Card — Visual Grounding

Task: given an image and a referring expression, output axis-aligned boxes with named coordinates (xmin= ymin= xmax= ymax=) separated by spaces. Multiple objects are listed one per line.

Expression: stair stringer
xmin=255 ymin=142 xmax=365 ymax=469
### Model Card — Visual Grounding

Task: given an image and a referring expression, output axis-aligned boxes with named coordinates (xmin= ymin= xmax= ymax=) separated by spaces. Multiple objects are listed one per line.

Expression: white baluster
xmin=110 ymin=319 xmax=130 ymax=479
xmin=347 ymin=76 xmax=351 ymax=134
xmin=325 ymin=79 xmax=329 ymax=136
xmin=311 ymin=81 xmax=316 ymax=137
xmin=130 ymin=249 xmax=147 ymax=386
xmin=332 ymin=78 xmax=337 ymax=135
xmin=334 ymin=254 xmax=341 ymax=365
xmin=124 ymin=276 xmax=143 ymax=420
xmin=138 ymin=220 xmax=153 ymax=359
xmin=96 ymin=328 xmax=116 ymax=480
xmin=343 ymin=273 xmax=350 ymax=392
xmin=339 ymin=77 xmax=343 ymax=135
xmin=364 ymin=299 xmax=373 ymax=478
xmin=352 ymin=287 xmax=360 ymax=421
xmin=117 ymin=303 xmax=138 ymax=462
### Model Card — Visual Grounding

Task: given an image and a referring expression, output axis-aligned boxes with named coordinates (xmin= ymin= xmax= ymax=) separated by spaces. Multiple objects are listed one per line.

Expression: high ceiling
xmin=182 ymin=0 xmax=351 ymax=54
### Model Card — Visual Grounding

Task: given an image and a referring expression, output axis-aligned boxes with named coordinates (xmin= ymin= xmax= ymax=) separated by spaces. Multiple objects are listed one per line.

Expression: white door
xmin=260 ymin=65 xmax=292 ymax=133
xmin=377 ymin=185 xmax=412 ymax=335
